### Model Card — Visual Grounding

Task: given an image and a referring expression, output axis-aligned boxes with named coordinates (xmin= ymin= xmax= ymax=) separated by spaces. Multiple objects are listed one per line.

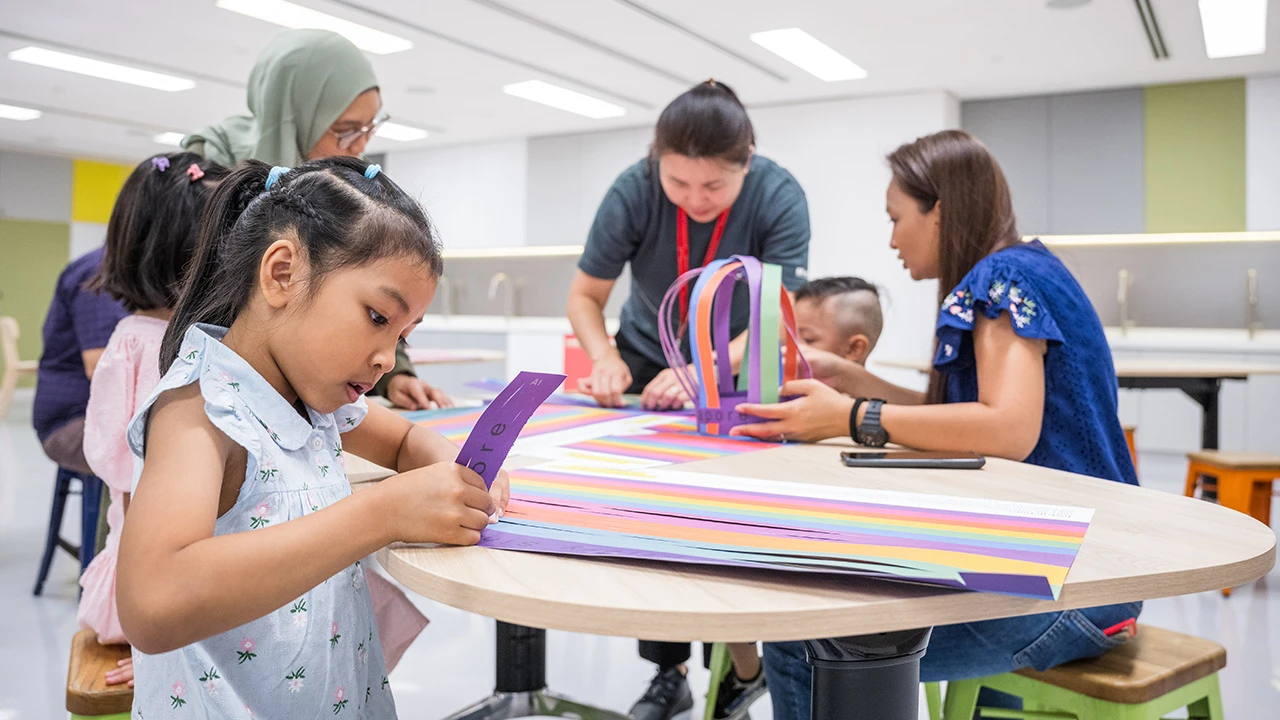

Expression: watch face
xmin=863 ymin=429 xmax=889 ymax=447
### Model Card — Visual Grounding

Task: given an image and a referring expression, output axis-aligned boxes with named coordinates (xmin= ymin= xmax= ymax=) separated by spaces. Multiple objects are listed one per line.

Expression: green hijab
xmin=183 ymin=29 xmax=378 ymax=166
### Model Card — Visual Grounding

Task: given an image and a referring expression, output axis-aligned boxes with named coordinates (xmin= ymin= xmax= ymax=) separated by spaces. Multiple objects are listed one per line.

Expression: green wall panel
xmin=1145 ymin=79 xmax=1246 ymax=232
xmin=0 ymin=219 xmax=70 ymax=386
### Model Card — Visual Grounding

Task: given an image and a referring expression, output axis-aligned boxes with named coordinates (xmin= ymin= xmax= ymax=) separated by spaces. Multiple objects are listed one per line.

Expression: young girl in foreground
xmin=82 ymin=152 xmax=227 ymax=686
xmin=116 ymin=157 xmax=508 ymax=717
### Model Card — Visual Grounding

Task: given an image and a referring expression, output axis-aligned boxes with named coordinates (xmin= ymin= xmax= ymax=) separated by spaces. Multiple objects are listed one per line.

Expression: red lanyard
xmin=676 ymin=206 xmax=730 ymax=320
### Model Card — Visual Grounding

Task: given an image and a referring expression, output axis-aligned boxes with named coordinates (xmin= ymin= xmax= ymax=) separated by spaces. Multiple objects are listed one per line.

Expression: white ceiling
xmin=1 ymin=0 xmax=1278 ymax=163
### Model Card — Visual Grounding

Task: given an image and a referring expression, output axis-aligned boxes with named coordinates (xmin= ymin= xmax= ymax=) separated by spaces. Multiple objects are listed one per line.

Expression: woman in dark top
xmin=569 ymin=80 xmax=810 ymax=413
xmin=730 ymin=130 xmax=1140 ymax=718
xmin=567 ymin=80 xmax=811 ymax=720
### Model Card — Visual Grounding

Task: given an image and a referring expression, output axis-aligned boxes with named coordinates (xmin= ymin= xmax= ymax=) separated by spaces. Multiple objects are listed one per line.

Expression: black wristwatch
xmin=856 ymin=398 xmax=889 ymax=447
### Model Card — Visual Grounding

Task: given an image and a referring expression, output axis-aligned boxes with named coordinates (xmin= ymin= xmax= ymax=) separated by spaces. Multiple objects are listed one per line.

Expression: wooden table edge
xmin=376 ymin=532 xmax=1275 ymax=643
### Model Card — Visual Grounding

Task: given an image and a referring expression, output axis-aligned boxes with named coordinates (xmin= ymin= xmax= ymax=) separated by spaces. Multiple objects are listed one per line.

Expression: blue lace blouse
xmin=933 ymin=240 xmax=1138 ymax=486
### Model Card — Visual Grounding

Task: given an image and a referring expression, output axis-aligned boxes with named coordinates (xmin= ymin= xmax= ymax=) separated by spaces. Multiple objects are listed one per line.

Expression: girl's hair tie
xmin=266 ymin=165 xmax=290 ymax=190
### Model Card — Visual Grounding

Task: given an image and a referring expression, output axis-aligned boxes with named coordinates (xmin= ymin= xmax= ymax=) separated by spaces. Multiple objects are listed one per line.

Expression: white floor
xmin=1 ymin=388 xmax=1277 ymax=719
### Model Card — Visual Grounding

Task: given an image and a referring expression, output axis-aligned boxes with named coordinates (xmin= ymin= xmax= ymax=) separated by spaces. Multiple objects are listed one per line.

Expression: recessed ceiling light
xmin=1198 ymin=0 xmax=1267 ymax=58
xmin=0 ymin=103 xmax=42 ymax=121
xmin=216 ymin=0 xmax=413 ymax=55
xmin=7 ymin=46 xmax=195 ymax=91
xmin=749 ymin=28 xmax=867 ymax=81
xmin=502 ymin=81 xmax=626 ymax=119
xmin=377 ymin=121 xmax=428 ymax=141
xmin=153 ymin=131 xmax=185 ymax=146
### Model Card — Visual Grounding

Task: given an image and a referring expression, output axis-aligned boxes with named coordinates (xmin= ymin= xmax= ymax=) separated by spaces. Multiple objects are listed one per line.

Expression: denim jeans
xmin=762 ymin=601 xmax=1142 ymax=720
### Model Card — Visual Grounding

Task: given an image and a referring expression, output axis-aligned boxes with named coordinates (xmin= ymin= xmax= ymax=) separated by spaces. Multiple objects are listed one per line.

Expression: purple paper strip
xmin=454 ymin=371 xmax=565 ymax=488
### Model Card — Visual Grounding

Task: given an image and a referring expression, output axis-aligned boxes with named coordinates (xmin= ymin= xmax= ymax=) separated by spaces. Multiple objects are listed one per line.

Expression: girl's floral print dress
xmin=125 ymin=324 xmax=396 ymax=718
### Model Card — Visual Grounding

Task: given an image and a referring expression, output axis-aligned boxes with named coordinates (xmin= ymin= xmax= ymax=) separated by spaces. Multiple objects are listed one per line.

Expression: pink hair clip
xmin=186 ymin=163 xmax=205 ymax=182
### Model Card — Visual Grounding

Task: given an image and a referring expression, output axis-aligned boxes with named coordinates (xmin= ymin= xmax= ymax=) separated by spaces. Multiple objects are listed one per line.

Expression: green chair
xmin=925 ymin=625 xmax=1225 ymax=719
xmin=703 ymin=642 xmax=733 ymax=720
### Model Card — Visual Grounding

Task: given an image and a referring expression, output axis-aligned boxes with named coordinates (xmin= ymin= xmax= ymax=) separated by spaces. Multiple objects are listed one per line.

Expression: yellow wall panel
xmin=71 ymin=159 xmax=133 ymax=224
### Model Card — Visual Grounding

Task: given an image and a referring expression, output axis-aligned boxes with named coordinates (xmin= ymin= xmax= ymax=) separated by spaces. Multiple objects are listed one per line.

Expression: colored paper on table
xmin=453 ymin=371 xmax=566 ymax=488
xmin=408 ymin=404 xmax=633 ymax=444
xmin=563 ymin=431 xmax=772 ymax=465
xmin=481 ymin=464 xmax=1093 ymax=599
xmin=465 ymin=378 xmax=691 ymax=413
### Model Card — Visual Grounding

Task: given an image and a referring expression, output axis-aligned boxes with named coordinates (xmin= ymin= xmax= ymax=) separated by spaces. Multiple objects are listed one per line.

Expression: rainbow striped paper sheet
xmin=479 ymin=463 xmax=1094 ymax=599
xmin=564 ymin=431 xmax=771 ymax=465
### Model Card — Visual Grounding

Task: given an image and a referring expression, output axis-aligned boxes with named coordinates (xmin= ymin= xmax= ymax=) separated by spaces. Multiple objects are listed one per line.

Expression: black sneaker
xmin=712 ymin=668 xmax=767 ymax=720
xmin=630 ymin=665 xmax=694 ymax=720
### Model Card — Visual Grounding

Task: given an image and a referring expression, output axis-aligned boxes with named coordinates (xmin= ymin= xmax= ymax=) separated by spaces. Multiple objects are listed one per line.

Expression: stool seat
xmin=1013 ymin=625 xmax=1225 ymax=704
xmin=67 ymin=629 xmax=132 ymax=716
xmin=1187 ymin=450 xmax=1280 ymax=471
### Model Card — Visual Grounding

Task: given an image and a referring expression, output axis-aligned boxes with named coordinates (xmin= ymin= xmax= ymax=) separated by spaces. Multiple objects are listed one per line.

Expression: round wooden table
xmin=353 ymin=439 xmax=1276 ymax=719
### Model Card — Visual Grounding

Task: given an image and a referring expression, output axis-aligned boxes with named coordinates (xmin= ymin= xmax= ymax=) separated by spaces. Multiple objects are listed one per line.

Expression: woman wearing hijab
xmin=183 ymin=28 xmax=451 ymax=410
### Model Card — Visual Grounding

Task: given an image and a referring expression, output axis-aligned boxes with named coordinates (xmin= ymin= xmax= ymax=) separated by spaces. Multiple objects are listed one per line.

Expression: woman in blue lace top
xmin=731 ymin=130 xmax=1140 ymax=719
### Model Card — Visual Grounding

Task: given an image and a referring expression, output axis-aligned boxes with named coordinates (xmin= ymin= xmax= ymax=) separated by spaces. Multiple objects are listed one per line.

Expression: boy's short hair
xmin=794 ymin=276 xmax=884 ymax=351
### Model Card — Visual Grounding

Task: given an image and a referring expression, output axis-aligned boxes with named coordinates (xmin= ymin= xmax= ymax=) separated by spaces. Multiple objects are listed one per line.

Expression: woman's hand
xmin=386 ymin=375 xmax=454 ymax=410
xmin=578 ymin=352 xmax=632 ymax=408
xmin=731 ymin=379 xmax=854 ymax=443
xmin=641 ymin=366 xmax=692 ymax=410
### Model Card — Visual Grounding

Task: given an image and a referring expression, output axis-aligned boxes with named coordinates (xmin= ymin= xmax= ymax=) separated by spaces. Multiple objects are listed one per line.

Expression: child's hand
xmin=382 ymin=462 xmax=494 ymax=546
xmin=104 ymin=657 xmax=134 ymax=687
xmin=490 ymin=468 xmax=511 ymax=521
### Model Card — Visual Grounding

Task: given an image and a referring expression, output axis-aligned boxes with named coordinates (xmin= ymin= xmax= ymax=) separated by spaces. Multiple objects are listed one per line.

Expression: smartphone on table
xmin=839 ymin=450 xmax=986 ymax=470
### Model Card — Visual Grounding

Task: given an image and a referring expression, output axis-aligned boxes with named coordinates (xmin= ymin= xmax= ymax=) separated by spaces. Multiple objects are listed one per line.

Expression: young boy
xmin=794 ymin=276 xmax=883 ymax=365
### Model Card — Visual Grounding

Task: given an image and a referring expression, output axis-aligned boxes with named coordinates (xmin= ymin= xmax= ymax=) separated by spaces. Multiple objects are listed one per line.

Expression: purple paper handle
xmin=658 ymin=267 xmax=705 ymax=404
xmin=454 ymin=371 xmax=565 ymax=488
xmin=711 ymin=269 xmax=738 ymax=395
xmin=737 ymin=256 xmax=764 ymax=404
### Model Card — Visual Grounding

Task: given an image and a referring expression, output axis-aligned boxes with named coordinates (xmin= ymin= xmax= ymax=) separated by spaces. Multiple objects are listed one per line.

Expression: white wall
xmin=526 ymin=126 xmax=650 ymax=246
xmin=69 ymin=222 xmax=106 ymax=259
xmin=386 ymin=139 xmax=529 ymax=249
xmin=1246 ymin=74 xmax=1280 ymax=231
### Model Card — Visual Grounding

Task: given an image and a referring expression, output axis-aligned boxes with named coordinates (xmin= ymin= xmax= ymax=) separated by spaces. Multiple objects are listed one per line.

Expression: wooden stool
xmin=1122 ymin=424 xmax=1138 ymax=473
xmin=926 ymin=625 xmax=1225 ymax=719
xmin=67 ymin=629 xmax=132 ymax=719
xmin=1184 ymin=450 xmax=1279 ymax=595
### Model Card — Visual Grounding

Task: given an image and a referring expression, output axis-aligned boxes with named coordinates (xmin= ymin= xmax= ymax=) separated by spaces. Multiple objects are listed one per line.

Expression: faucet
xmin=1246 ymin=268 xmax=1261 ymax=338
xmin=488 ymin=272 xmax=518 ymax=318
xmin=436 ymin=275 xmax=453 ymax=317
xmin=1117 ymin=269 xmax=1135 ymax=336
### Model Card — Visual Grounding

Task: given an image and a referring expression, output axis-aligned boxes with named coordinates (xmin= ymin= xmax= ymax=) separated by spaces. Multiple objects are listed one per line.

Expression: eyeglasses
xmin=329 ymin=113 xmax=390 ymax=150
